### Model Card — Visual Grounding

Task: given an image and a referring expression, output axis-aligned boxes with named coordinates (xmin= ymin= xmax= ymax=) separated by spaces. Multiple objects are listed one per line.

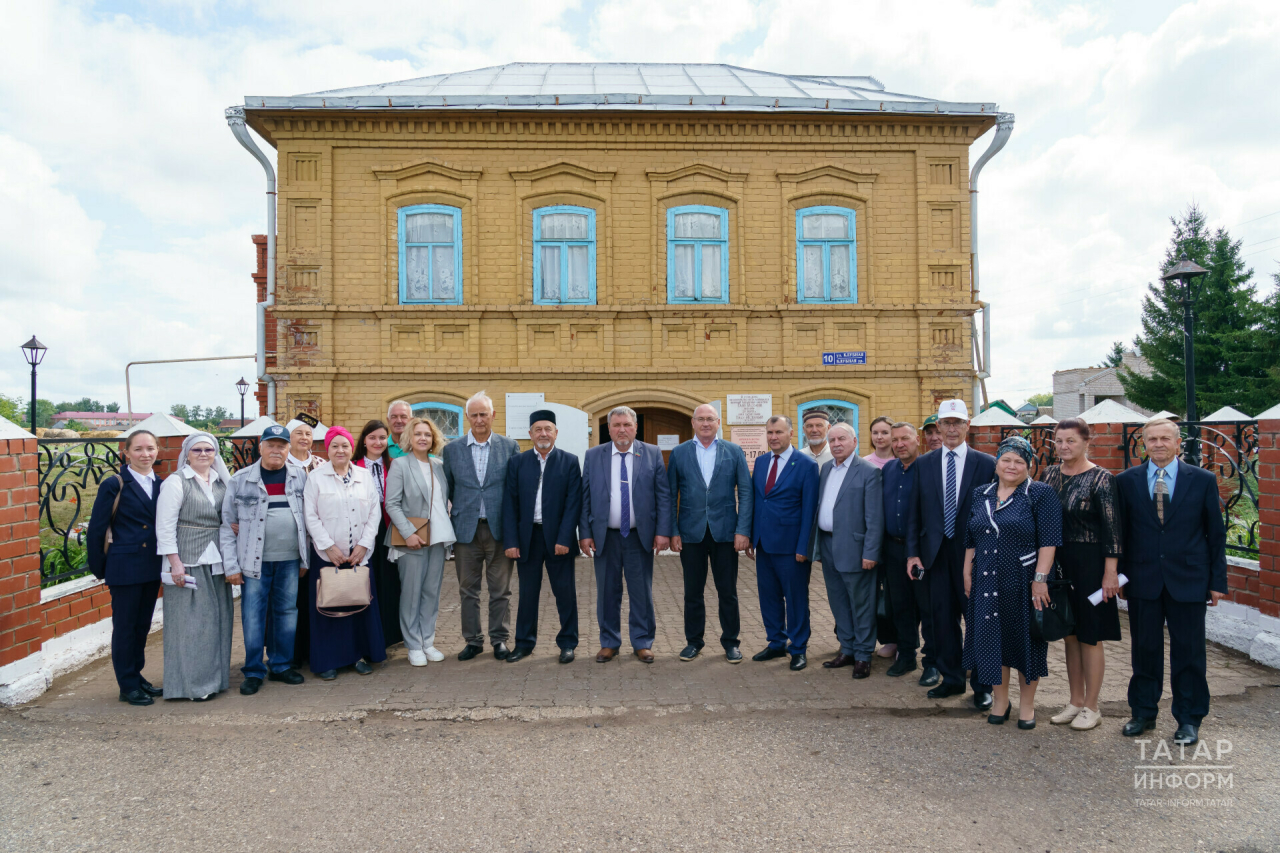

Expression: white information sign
xmin=727 ymin=394 xmax=773 ymax=425
xmin=504 ymin=392 xmax=546 ymax=440
xmin=656 ymin=434 xmax=680 ymax=451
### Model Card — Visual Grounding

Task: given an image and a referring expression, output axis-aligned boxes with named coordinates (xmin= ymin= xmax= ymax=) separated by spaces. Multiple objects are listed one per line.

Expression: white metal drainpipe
xmin=225 ymin=106 xmax=277 ymax=418
xmin=968 ymin=112 xmax=1015 ymax=409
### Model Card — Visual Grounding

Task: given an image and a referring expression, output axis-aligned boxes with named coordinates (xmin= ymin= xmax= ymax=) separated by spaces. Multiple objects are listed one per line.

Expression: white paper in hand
xmin=1088 ymin=573 xmax=1127 ymax=606
xmin=161 ymin=571 xmax=198 ymax=590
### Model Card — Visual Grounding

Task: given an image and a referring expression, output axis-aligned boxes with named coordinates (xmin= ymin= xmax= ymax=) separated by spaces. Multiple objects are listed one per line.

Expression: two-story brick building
xmin=229 ymin=63 xmax=1009 ymax=453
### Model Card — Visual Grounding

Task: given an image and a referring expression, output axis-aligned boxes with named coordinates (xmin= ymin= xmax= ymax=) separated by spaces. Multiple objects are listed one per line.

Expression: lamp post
xmin=235 ymin=376 xmax=250 ymax=427
xmin=20 ymin=336 xmax=47 ymax=431
xmin=1160 ymin=251 xmax=1209 ymax=463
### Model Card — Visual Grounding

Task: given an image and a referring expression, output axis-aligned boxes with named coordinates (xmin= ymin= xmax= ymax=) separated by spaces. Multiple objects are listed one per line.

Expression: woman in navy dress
xmin=962 ymin=436 xmax=1062 ymax=729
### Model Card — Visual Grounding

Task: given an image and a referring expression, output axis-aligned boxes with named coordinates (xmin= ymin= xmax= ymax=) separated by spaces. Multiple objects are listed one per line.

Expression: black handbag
xmin=1030 ymin=563 xmax=1076 ymax=643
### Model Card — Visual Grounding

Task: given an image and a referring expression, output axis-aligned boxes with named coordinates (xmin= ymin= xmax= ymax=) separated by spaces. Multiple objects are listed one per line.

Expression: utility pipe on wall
xmin=126 ymin=355 xmax=255 ymax=424
xmin=225 ymin=106 xmax=277 ymax=418
xmin=968 ymin=112 xmax=1015 ymax=409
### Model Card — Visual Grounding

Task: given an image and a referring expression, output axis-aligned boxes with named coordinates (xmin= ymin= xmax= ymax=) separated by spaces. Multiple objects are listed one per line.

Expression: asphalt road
xmin=3 ymin=686 xmax=1277 ymax=852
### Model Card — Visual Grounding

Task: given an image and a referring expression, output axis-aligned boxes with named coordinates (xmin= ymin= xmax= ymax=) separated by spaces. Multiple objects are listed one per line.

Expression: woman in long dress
xmin=353 ymin=419 xmax=402 ymax=649
xmin=156 ymin=432 xmax=236 ymax=700
xmin=303 ymin=426 xmax=386 ymax=680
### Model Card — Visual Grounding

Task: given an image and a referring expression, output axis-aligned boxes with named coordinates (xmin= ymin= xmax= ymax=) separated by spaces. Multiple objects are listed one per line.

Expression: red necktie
xmin=765 ymin=454 xmax=781 ymax=495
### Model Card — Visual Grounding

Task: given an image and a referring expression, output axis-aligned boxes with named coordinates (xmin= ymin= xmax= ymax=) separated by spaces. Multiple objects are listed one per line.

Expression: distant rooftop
xmin=244 ymin=62 xmax=999 ymax=117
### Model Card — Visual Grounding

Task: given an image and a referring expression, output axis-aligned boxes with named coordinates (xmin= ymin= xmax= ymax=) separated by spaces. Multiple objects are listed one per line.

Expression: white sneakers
xmin=1071 ymin=707 xmax=1103 ymax=730
xmin=1050 ymin=703 xmax=1082 ymax=725
xmin=408 ymin=650 xmax=428 ymax=667
xmin=424 ymin=647 xmax=445 ymax=662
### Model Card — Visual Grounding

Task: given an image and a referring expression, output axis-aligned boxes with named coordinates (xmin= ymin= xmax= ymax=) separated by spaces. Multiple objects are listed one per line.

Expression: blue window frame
xmin=797 ymin=399 xmax=860 ymax=443
xmin=398 ymin=204 xmax=462 ymax=304
xmin=533 ymin=206 xmax=596 ymax=304
xmin=667 ymin=205 xmax=729 ymax=303
xmin=796 ymin=206 xmax=857 ymax=303
xmin=411 ymin=401 xmax=463 ymax=441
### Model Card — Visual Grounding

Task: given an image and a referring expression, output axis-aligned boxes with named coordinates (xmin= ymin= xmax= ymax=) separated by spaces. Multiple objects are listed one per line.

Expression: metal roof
xmin=244 ymin=62 xmax=998 ymax=117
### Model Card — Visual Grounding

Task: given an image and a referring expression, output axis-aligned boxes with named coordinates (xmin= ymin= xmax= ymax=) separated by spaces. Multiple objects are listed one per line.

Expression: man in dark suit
xmin=86 ymin=430 xmax=164 ymax=706
xmin=750 ymin=415 xmax=820 ymax=671
xmin=668 ymin=403 xmax=753 ymax=664
xmin=502 ymin=410 xmax=583 ymax=664
xmin=579 ymin=406 xmax=673 ymax=663
xmin=906 ymin=399 xmax=996 ymax=710
xmin=1116 ymin=418 xmax=1227 ymax=746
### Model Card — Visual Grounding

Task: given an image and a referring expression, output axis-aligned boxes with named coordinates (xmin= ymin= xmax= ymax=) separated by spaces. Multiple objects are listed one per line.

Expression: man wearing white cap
xmin=906 ymin=399 xmax=996 ymax=710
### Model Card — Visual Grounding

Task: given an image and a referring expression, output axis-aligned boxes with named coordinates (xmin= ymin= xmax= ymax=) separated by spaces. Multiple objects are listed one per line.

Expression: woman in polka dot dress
xmin=962 ymin=436 xmax=1063 ymax=729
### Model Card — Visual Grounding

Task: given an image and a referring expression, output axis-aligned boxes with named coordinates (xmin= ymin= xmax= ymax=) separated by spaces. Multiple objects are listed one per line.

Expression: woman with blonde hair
xmin=385 ymin=416 xmax=456 ymax=666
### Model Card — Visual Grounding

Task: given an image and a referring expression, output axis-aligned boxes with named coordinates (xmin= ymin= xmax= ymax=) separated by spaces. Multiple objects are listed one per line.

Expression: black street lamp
xmin=1160 ymin=251 xmax=1209 ymax=462
xmin=235 ymin=376 xmax=250 ymax=427
xmin=20 ymin=336 xmax=47 ymax=431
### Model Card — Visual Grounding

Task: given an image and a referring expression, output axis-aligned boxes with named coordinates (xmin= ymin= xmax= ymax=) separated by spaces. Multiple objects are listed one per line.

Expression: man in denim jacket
xmin=220 ymin=425 xmax=310 ymax=694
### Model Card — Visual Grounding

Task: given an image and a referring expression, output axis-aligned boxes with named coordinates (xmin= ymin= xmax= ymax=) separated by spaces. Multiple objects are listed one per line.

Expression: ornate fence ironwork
xmin=998 ymin=424 xmax=1058 ymax=480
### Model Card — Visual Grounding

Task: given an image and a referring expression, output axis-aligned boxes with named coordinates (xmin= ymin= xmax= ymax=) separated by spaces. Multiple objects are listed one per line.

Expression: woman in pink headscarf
xmin=302 ymin=426 xmax=387 ymax=680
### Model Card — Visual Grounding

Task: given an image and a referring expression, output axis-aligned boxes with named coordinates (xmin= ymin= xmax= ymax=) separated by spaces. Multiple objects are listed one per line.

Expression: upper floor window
xmin=411 ymin=401 xmax=463 ymax=441
xmin=667 ymin=205 xmax=728 ymax=303
xmin=796 ymin=206 xmax=856 ymax=303
xmin=399 ymin=204 xmax=462 ymax=304
xmin=534 ymin=206 xmax=596 ymax=304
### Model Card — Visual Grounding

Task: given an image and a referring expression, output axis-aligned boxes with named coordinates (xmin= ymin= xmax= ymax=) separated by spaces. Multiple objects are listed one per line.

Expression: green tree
xmin=28 ymin=399 xmax=56 ymax=428
xmin=1102 ymin=341 xmax=1125 ymax=368
xmin=0 ymin=393 xmax=22 ymax=423
xmin=1121 ymin=205 xmax=1270 ymax=415
xmin=1025 ymin=392 xmax=1053 ymax=408
xmin=105 ymin=402 xmax=120 ymax=412
xmin=170 ymin=403 xmax=190 ymax=422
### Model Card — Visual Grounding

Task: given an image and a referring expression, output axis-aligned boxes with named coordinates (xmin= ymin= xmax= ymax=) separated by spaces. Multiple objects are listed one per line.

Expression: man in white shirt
xmin=799 ymin=409 xmax=834 ymax=467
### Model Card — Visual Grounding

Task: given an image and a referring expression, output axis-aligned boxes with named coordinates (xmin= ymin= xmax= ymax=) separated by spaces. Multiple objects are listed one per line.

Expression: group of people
xmin=86 ymin=393 xmax=1226 ymax=746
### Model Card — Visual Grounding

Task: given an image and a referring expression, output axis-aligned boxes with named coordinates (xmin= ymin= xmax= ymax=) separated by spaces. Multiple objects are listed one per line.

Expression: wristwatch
xmin=1033 ymin=572 xmax=1050 ymax=583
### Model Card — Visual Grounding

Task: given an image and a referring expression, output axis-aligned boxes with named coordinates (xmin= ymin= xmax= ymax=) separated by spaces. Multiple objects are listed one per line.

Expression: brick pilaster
xmin=0 ymin=437 xmax=43 ymax=669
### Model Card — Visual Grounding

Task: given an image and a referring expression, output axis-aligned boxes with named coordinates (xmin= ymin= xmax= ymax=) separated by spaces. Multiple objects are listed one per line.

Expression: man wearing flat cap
xmin=502 ymin=410 xmax=583 ymax=664
xmin=799 ymin=409 xmax=834 ymax=467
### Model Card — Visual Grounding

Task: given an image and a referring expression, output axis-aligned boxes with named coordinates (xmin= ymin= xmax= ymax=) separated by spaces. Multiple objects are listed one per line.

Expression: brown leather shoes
xmin=596 ymin=647 xmax=618 ymax=663
xmin=852 ymin=660 xmax=871 ymax=679
xmin=634 ymin=648 xmax=655 ymax=663
xmin=822 ymin=653 xmax=855 ymax=669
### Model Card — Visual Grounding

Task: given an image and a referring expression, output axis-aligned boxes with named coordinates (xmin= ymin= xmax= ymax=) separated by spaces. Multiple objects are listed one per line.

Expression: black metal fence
xmin=36 ymin=436 xmax=260 ymax=587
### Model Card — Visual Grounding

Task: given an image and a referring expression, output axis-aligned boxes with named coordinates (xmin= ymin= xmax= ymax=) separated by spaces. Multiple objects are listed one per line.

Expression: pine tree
xmin=1103 ymin=341 xmax=1125 ymax=368
xmin=1121 ymin=206 xmax=1266 ymax=415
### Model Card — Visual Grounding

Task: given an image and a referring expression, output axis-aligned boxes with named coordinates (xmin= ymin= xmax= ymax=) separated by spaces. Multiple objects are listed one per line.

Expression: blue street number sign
xmin=822 ymin=351 xmax=867 ymax=366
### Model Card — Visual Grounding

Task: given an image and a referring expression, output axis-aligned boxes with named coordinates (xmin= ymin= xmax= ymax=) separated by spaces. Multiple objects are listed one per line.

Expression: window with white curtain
xmin=667 ymin=205 xmax=729 ymax=303
xmin=533 ymin=206 xmax=596 ymax=304
xmin=796 ymin=206 xmax=857 ymax=303
xmin=398 ymin=204 xmax=462 ymax=304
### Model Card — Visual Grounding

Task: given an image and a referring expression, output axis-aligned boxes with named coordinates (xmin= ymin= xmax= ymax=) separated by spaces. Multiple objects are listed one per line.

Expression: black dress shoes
xmin=138 ymin=681 xmax=163 ymax=697
xmin=317 ymin=669 xmax=338 ymax=681
xmin=789 ymin=653 xmax=807 ymax=671
xmin=752 ymin=646 xmax=788 ymax=662
xmin=927 ymin=683 xmax=965 ymax=700
xmin=822 ymin=652 xmax=854 ymax=669
xmin=1017 ymin=717 xmax=1036 ymax=730
xmin=457 ymin=645 xmax=484 ymax=661
xmin=988 ymin=703 xmax=1011 ymax=725
xmin=119 ymin=688 xmax=153 ymax=706
xmin=1173 ymin=723 xmax=1199 ymax=745
xmin=506 ymin=647 xmax=533 ymax=663
xmin=886 ymin=655 xmax=917 ymax=677
xmin=679 ymin=644 xmax=701 ymax=661
xmin=973 ymin=691 xmax=994 ymax=712
xmin=918 ymin=666 xmax=941 ymax=687
xmin=268 ymin=668 xmax=305 ymax=685
xmin=239 ymin=677 xmax=262 ymax=696
xmin=354 ymin=660 xmax=374 ymax=675
xmin=559 ymin=648 xmax=575 ymax=664
xmin=725 ymin=646 xmax=743 ymax=664
xmin=1122 ymin=716 xmax=1157 ymax=737
xmin=851 ymin=660 xmax=871 ymax=679
xmin=493 ymin=642 xmax=510 ymax=660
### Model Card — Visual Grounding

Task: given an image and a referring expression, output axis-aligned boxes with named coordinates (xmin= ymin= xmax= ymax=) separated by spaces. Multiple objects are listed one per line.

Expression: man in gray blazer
xmin=441 ymin=391 xmax=521 ymax=660
xmin=579 ymin=406 xmax=673 ymax=663
xmin=811 ymin=422 xmax=884 ymax=679
xmin=668 ymin=403 xmax=752 ymax=663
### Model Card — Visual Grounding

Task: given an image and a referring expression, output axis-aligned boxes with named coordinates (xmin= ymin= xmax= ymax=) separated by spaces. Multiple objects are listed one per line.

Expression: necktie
xmin=619 ymin=451 xmax=631 ymax=538
xmin=943 ymin=450 xmax=958 ymax=538
xmin=1154 ymin=468 xmax=1167 ymax=524
xmin=765 ymin=454 xmax=781 ymax=495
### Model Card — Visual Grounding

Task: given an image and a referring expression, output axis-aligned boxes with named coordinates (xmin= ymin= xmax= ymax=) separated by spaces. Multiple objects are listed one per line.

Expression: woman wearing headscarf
xmin=353 ymin=419 xmax=402 ymax=648
xmin=384 ymin=416 xmax=456 ymax=667
xmin=156 ymin=432 xmax=236 ymax=700
xmin=962 ymin=436 xmax=1063 ymax=729
xmin=303 ymin=426 xmax=386 ymax=680
xmin=286 ymin=419 xmax=324 ymax=473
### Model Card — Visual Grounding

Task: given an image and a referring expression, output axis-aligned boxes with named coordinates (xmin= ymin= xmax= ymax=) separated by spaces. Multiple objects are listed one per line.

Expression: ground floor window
xmin=412 ymin=401 xmax=463 ymax=440
xmin=797 ymin=399 xmax=859 ymax=439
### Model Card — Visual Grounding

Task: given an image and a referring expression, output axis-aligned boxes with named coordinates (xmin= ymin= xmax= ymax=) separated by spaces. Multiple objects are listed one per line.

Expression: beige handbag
xmin=316 ymin=562 xmax=372 ymax=617
xmin=390 ymin=458 xmax=434 ymax=549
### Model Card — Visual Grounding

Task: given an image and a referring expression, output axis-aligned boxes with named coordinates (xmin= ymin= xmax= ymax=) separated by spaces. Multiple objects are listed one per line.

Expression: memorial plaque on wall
xmin=731 ymin=426 xmax=768 ymax=473
xmin=505 ymin=392 xmax=545 ymax=440
xmin=726 ymin=394 xmax=772 ymax=425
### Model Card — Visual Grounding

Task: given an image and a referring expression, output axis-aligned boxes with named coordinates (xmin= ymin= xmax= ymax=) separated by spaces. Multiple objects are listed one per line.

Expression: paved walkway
xmin=23 ymin=556 xmax=1276 ymax=723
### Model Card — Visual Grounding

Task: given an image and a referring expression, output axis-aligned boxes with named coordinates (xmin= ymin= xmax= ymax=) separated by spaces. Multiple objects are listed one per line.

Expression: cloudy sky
xmin=3 ymin=0 xmax=1277 ymax=418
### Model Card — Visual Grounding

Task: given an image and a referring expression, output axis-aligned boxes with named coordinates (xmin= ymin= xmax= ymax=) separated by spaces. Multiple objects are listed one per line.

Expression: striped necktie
xmin=1154 ymin=467 xmax=1167 ymax=524
xmin=943 ymin=450 xmax=958 ymax=538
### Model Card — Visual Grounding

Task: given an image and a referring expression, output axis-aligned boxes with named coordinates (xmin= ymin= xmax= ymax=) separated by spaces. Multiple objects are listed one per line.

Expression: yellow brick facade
xmin=246 ymin=111 xmax=995 ymax=447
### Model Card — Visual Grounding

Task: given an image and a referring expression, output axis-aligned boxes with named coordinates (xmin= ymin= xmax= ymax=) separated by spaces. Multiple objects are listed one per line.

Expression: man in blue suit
xmin=579 ymin=406 xmax=673 ymax=663
xmin=750 ymin=415 xmax=820 ymax=671
xmin=906 ymin=399 xmax=996 ymax=710
xmin=1116 ymin=418 xmax=1227 ymax=746
xmin=503 ymin=409 xmax=583 ymax=664
xmin=668 ymin=403 xmax=753 ymax=663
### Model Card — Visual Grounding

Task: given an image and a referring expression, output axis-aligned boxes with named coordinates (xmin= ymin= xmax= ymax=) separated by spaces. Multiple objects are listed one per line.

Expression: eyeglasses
xmin=189 ymin=448 xmax=218 ymax=455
